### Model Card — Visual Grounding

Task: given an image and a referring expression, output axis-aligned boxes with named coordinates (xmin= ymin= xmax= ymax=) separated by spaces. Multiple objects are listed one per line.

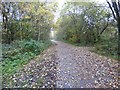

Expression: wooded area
xmin=1 ymin=0 xmax=120 ymax=88
xmin=56 ymin=1 xmax=119 ymax=60
xmin=2 ymin=2 xmax=57 ymax=43
xmin=1 ymin=2 xmax=57 ymax=87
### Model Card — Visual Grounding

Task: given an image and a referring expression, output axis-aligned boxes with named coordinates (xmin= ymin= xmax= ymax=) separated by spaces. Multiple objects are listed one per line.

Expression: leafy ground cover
xmin=60 ymin=34 xmax=118 ymax=61
xmin=2 ymin=39 xmax=52 ymax=86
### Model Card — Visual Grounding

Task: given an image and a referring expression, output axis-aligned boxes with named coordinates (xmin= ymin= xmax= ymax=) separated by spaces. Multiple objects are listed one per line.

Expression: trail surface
xmin=4 ymin=41 xmax=119 ymax=88
xmin=55 ymin=41 xmax=119 ymax=88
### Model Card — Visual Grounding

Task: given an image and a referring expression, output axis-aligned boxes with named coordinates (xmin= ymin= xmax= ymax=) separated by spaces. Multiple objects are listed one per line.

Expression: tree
xmin=58 ymin=2 xmax=111 ymax=45
xmin=107 ymin=0 xmax=120 ymax=60
xmin=2 ymin=2 xmax=56 ymax=43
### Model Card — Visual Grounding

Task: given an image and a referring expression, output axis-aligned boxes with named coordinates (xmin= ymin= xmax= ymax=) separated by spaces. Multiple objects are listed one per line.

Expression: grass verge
xmin=2 ymin=39 xmax=52 ymax=87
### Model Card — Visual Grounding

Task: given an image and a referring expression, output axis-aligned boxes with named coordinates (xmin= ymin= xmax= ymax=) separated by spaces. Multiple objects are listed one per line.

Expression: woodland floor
xmin=3 ymin=41 xmax=120 ymax=88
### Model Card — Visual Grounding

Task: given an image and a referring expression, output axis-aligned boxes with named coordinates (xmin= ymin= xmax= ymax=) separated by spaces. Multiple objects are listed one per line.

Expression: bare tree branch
xmin=100 ymin=22 xmax=109 ymax=34
xmin=106 ymin=0 xmax=117 ymax=20
xmin=118 ymin=2 xmax=120 ymax=15
xmin=112 ymin=2 xmax=119 ymax=17
xmin=68 ymin=10 xmax=77 ymax=25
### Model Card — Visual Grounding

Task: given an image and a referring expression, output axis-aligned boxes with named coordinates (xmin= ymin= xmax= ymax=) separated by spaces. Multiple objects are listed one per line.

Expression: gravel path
xmin=3 ymin=41 xmax=119 ymax=88
xmin=56 ymin=41 xmax=119 ymax=88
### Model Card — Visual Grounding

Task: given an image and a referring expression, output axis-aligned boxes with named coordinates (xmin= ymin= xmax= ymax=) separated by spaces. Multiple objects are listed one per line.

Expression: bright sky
xmin=54 ymin=0 xmax=65 ymax=22
xmin=57 ymin=0 xmax=108 ymax=9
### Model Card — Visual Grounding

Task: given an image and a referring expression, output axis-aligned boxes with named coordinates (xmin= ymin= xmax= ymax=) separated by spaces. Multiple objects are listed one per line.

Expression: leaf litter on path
xmin=3 ymin=41 xmax=120 ymax=88
xmin=3 ymin=45 xmax=58 ymax=88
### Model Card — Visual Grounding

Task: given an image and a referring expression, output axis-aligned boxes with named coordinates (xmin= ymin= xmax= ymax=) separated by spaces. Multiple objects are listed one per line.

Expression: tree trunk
xmin=10 ymin=29 xmax=14 ymax=42
xmin=20 ymin=21 xmax=23 ymax=41
xmin=38 ymin=29 xmax=40 ymax=41
xmin=5 ymin=15 xmax=10 ymax=44
xmin=117 ymin=18 xmax=120 ymax=60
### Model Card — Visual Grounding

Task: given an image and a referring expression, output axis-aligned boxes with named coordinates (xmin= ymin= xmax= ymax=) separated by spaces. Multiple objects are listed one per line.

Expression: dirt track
xmin=3 ymin=41 xmax=119 ymax=88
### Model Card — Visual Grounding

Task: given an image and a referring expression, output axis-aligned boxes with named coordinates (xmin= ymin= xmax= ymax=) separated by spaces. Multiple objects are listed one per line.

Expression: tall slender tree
xmin=107 ymin=0 xmax=120 ymax=60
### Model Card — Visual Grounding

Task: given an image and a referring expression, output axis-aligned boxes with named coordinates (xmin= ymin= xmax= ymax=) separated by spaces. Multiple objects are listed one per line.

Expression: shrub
xmin=22 ymin=39 xmax=40 ymax=53
xmin=2 ymin=39 xmax=52 ymax=79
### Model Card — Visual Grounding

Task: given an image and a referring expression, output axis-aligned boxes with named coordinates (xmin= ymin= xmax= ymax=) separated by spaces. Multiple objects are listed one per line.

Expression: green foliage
xmin=56 ymin=2 xmax=118 ymax=60
xmin=93 ymin=36 xmax=118 ymax=60
xmin=2 ymin=2 xmax=57 ymax=44
xmin=2 ymin=2 xmax=57 ymax=87
xmin=57 ymin=2 xmax=111 ymax=45
xmin=68 ymin=35 xmax=78 ymax=43
xmin=2 ymin=40 xmax=52 ymax=78
xmin=22 ymin=39 xmax=40 ymax=53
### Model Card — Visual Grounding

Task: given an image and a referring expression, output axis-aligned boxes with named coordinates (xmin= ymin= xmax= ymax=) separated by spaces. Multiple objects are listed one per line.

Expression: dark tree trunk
xmin=117 ymin=18 xmax=120 ymax=60
xmin=2 ymin=3 xmax=11 ymax=44
xmin=107 ymin=1 xmax=120 ymax=60
xmin=10 ymin=28 xmax=14 ymax=42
